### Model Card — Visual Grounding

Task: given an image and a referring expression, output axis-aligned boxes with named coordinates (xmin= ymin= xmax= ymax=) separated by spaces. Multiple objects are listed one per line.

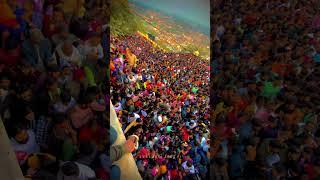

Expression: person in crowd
xmin=51 ymin=24 xmax=79 ymax=47
xmin=0 ymin=1 xmax=108 ymax=179
xmin=21 ymin=28 xmax=52 ymax=71
xmin=210 ymin=0 xmax=320 ymax=179
xmin=10 ymin=123 xmax=40 ymax=164
xmin=110 ymin=31 xmax=210 ymax=179
xmin=57 ymin=161 xmax=96 ymax=180
xmin=53 ymin=40 xmax=82 ymax=68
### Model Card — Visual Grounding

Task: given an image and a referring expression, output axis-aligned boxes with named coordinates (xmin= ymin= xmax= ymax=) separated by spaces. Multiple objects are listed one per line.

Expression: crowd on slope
xmin=110 ymin=34 xmax=210 ymax=180
xmin=0 ymin=0 xmax=110 ymax=179
xmin=211 ymin=0 xmax=320 ymax=179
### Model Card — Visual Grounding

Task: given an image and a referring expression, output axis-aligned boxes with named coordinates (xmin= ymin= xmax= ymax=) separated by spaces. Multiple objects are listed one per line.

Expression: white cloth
xmin=128 ymin=76 xmax=136 ymax=83
xmin=136 ymin=75 xmax=142 ymax=81
xmin=128 ymin=113 xmax=140 ymax=123
xmin=182 ymin=161 xmax=195 ymax=174
xmin=114 ymin=103 xmax=123 ymax=112
xmin=11 ymin=130 xmax=40 ymax=155
xmin=141 ymin=110 xmax=147 ymax=117
xmin=57 ymin=162 xmax=96 ymax=180
xmin=53 ymin=97 xmax=77 ymax=114
xmin=134 ymin=113 xmax=140 ymax=120
xmin=201 ymin=137 xmax=206 ymax=146
xmin=76 ymin=162 xmax=96 ymax=179
xmin=54 ymin=44 xmax=83 ymax=67
xmin=82 ymin=42 xmax=104 ymax=60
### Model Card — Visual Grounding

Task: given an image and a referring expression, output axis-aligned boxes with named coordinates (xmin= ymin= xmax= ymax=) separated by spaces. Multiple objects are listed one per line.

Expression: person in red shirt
xmin=182 ymin=127 xmax=190 ymax=142
xmin=168 ymin=165 xmax=180 ymax=180
xmin=134 ymin=100 xmax=143 ymax=109
xmin=79 ymin=120 xmax=106 ymax=147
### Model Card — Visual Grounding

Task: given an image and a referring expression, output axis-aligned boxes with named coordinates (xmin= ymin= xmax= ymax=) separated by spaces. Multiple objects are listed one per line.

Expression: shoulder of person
xmin=75 ymin=162 xmax=96 ymax=177
xmin=27 ymin=129 xmax=36 ymax=137
xmin=22 ymin=39 xmax=33 ymax=49
xmin=41 ymin=39 xmax=52 ymax=46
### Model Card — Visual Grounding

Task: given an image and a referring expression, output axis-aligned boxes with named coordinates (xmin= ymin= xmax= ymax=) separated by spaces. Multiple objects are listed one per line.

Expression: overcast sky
xmin=129 ymin=0 xmax=210 ymax=35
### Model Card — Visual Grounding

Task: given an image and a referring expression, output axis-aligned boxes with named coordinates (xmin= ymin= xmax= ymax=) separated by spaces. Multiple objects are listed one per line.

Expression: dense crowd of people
xmin=110 ymin=34 xmax=210 ymax=179
xmin=0 ymin=0 xmax=109 ymax=179
xmin=211 ymin=0 xmax=320 ymax=179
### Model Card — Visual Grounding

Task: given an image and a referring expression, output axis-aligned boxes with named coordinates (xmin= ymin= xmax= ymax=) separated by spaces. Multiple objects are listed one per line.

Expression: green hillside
xmin=110 ymin=0 xmax=146 ymax=36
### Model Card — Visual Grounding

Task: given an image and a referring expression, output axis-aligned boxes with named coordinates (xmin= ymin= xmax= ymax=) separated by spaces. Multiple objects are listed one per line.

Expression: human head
xmin=0 ymin=75 xmax=10 ymax=89
xmin=57 ymin=24 xmax=69 ymax=38
xmin=16 ymin=84 xmax=33 ymax=102
xmin=61 ymin=162 xmax=79 ymax=177
xmin=13 ymin=124 xmax=28 ymax=144
xmin=62 ymin=40 xmax=74 ymax=56
xmin=88 ymin=33 xmax=101 ymax=46
xmin=29 ymin=28 xmax=45 ymax=44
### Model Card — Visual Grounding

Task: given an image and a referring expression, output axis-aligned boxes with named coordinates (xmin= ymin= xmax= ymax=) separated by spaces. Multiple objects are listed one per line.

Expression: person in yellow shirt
xmin=126 ymin=48 xmax=138 ymax=67
xmin=159 ymin=161 xmax=168 ymax=178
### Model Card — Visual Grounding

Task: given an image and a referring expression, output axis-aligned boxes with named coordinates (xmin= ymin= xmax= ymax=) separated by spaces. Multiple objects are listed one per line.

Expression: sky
xmin=129 ymin=0 xmax=210 ymax=35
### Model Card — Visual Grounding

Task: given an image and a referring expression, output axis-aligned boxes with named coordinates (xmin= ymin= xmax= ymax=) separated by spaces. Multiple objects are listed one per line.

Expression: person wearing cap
xmin=21 ymin=28 xmax=52 ymax=71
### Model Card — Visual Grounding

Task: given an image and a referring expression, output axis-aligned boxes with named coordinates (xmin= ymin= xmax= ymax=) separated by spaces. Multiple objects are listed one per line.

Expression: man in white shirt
xmin=114 ymin=102 xmax=123 ymax=112
xmin=81 ymin=34 xmax=104 ymax=61
xmin=53 ymin=40 xmax=83 ymax=68
xmin=128 ymin=74 xmax=136 ymax=83
xmin=128 ymin=113 xmax=140 ymax=123
xmin=57 ymin=161 xmax=96 ymax=180
xmin=182 ymin=161 xmax=195 ymax=174
xmin=136 ymin=74 xmax=143 ymax=81
xmin=157 ymin=114 xmax=163 ymax=123
xmin=11 ymin=126 xmax=40 ymax=164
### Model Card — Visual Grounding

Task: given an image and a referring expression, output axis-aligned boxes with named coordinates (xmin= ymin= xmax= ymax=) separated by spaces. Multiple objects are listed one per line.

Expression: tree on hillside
xmin=110 ymin=0 xmax=145 ymax=36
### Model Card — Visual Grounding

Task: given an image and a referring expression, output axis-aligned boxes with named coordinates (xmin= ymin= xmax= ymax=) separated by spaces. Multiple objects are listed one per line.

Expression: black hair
xmin=79 ymin=141 xmax=94 ymax=155
xmin=270 ymin=140 xmax=282 ymax=149
xmin=15 ymin=83 xmax=30 ymax=95
xmin=215 ymin=158 xmax=226 ymax=166
xmin=273 ymin=163 xmax=286 ymax=174
xmin=136 ymin=118 xmax=142 ymax=123
xmin=53 ymin=114 xmax=66 ymax=125
xmin=61 ymin=162 xmax=78 ymax=176
xmin=9 ymin=123 xmax=26 ymax=138
xmin=46 ymin=77 xmax=57 ymax=88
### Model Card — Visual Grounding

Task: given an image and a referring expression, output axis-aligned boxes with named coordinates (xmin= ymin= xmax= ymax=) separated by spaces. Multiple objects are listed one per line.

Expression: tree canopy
xmin=110 ymin=0 xmax=145 ymax=36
